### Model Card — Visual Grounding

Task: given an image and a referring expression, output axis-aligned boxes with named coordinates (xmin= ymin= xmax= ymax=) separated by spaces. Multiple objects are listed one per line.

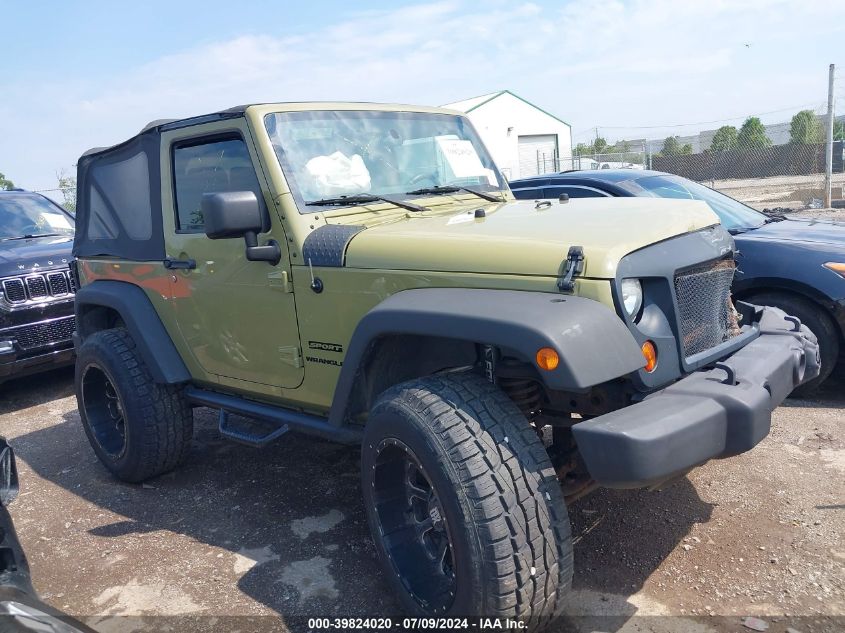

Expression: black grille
xmin=47 ymin=272 xmax=70 ymax=295
xmin=1 ymin=269 xmax=75 ymax=304
xmin=12 ymin=317 xmax=76 ymax=350
xmin=2 ymin=279 xmax=26 ymax=303
xmin=674 ymin=259 xmax=740 ymax=358
xmin=25 ymin=276 xmax=48 ymax=298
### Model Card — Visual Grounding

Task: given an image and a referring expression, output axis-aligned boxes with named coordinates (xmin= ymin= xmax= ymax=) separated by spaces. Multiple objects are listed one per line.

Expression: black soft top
xmin=73 ymin=108 xmax=246 ymax=261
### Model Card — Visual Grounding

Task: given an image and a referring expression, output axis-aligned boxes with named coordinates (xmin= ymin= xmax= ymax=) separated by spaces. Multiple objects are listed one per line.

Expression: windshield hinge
xmin=268 ymin=270 xmax=292 ymax=293
xmin=558 ymin=246 xmax=585 ymax=293
xmin=279 ymin=346 xmax=303 ymax=368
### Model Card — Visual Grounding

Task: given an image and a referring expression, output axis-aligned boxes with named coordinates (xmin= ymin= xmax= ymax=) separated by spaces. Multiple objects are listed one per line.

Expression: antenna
xmin=308 ymin=258 xmax=323 ymax=293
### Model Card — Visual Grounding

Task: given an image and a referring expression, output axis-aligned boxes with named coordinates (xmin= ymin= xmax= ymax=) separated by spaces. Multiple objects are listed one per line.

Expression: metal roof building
xmin=443 ymin=90 xmax=572 ymax=180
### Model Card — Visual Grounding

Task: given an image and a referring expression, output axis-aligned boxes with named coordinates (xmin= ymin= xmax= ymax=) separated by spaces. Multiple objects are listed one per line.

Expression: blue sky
xmin=3 ymin=0 xmax=845 ymax=194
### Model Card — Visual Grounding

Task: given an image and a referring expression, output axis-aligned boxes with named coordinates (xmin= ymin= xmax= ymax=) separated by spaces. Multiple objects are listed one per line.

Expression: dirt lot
xmin=709 ymin=173 xmax=845 ymax=209
xmin=2 ymin=367 xmax=843 ymax=633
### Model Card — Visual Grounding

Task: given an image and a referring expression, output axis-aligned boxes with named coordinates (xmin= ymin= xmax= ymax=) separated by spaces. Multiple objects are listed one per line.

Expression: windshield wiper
xmin=0 ymin=233 xmax=66 ymax=241
xmin=305 ymin=194 xmax=427 ymax=213
xmin=406 ymin=185 xmax=505 ymax=203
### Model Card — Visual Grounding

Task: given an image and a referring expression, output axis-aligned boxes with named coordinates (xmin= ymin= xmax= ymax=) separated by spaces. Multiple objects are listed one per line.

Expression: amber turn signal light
xmin=823 ymin=262 xmax=845 ymax=277
xmin=641 ymin=341 xmax=658 ymax=373
xmin=536 ymin=347 xmax=560 ymax=371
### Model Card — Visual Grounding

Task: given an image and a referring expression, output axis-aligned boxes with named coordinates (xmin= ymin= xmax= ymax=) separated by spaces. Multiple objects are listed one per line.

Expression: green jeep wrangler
xmin=71 ymin=103 xmax=819 ymax=622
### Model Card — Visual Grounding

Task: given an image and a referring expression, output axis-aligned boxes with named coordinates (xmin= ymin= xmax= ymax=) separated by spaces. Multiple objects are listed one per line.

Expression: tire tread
xmin=76 ymin=328 xmax=192 ymax=482
xmin=369 ymin=372 xmax=573 ymax=625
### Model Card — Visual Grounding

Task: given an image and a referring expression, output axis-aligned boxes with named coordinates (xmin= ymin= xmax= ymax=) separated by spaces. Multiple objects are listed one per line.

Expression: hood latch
xmin=558 ymin=246 xmax=585 ymax=293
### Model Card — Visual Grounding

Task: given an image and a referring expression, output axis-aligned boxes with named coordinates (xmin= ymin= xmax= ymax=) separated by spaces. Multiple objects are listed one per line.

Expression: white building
xmin=442 ymin=90 xmax=572 ymax=181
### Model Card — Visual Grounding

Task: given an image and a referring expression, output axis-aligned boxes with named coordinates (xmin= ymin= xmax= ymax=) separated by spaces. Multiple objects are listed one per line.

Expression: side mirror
xmin=0 ymin=439 xmax=19 ymax=507
xmin=202 ymin=191 xmax=281 ymax=265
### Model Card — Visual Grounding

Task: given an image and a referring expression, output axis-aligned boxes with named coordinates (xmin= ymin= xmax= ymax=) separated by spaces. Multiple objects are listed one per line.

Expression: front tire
xmin=361 ymin=372 xmax=572 ymax=625
xmin=747 ymin=292 xmax=840 ymax=396
xmin=75 ymin=328 xmax=193 ymax=482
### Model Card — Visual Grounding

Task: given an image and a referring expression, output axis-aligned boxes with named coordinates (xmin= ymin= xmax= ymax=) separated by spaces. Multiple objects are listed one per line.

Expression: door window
xmin=172 ymin=137 xmax=263 ymax=232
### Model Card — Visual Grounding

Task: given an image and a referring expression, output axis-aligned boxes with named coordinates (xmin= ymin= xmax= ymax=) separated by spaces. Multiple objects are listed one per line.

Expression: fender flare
xmin=74 ymin=280 xmax=190 ymax=384
xmin=328 ymin=288 xmax=645 ymax=425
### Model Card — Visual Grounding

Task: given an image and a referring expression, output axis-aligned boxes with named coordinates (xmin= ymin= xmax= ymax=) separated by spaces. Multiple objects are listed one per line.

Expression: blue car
xmin=509 ymin=169 xmax=845 ymax=394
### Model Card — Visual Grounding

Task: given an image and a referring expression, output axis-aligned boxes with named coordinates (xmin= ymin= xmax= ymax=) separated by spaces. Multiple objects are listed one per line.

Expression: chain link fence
xmin=526 ymin=142 xmax=844 ymax=211
xmin=535 ymin=150 xmax=647 ymax=175
xmin=652 ymin=142 xmax=845 ymax=210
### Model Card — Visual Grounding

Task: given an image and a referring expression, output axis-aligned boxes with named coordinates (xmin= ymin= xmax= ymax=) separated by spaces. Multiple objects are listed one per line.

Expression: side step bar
xmin=184 ymin=387 xmax=363 ymax=446
xmin=217 ymin=410 xmax=290 ymax=447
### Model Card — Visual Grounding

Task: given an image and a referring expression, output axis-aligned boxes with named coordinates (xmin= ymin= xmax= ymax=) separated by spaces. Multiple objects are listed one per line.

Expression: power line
xmin=571 ymin=101 xmax=826 ymax=142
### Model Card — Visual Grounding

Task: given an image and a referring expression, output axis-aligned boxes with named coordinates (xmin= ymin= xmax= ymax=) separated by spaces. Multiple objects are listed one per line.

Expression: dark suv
xmin=0 ymin=190 xmax=76 ymax=383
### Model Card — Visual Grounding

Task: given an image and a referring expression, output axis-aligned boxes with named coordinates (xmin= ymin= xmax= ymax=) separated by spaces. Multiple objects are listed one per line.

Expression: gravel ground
xmin=790 ymin=208 xmax=845 ymax=221
xmin=1 ymin=367 xmax=843 ymax=633
xmin=710 ymin=173 xmax=845 ymax=208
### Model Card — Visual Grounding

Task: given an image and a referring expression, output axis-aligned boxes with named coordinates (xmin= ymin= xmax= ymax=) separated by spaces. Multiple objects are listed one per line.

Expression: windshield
xmin=264 ymin=110 xmax=506 ymax=212
xmin=617 ymin=174 xmax=766 ymax=231
xmin=0 ymin=194 xmax=75 ymax=240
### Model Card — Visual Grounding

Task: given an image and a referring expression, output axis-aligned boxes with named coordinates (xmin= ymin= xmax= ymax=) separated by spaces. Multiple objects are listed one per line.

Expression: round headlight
xmin=621 ymin=278 xmax=643 ymax=319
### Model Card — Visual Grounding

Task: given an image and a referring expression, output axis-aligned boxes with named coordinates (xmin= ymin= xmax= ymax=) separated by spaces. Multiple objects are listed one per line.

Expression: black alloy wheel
xmin=80 ymin=364 xmax=127 ymax=458
xmin=372 ymin=438 xmax=457 ymax=613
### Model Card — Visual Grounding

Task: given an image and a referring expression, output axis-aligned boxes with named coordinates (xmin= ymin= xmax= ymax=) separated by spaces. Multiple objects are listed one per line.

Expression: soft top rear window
xmin=74 ymin=132 xmax=165 ymax=260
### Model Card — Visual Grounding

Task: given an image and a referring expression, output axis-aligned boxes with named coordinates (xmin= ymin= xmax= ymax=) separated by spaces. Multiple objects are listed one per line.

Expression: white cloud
xmin=3 ymin=0 xmax=844 ymax=191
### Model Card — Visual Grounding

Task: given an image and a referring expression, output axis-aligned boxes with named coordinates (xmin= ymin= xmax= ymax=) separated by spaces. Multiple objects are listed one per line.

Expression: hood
xmin=0 ymin=235 xmax=74 ymax=278
xmin=344 ymin=198 xmax=720 ymax=279
xmin=739 ymin=217 xmax=845 ymax=248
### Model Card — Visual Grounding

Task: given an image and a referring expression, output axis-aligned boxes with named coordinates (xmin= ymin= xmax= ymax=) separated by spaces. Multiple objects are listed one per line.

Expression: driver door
xmin=161 ymin=121 xmax=303 ymax=393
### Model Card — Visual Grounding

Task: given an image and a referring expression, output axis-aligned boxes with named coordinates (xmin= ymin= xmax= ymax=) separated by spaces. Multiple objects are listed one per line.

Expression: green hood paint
xmin=344 ymin=197 xmax=720 ymax=279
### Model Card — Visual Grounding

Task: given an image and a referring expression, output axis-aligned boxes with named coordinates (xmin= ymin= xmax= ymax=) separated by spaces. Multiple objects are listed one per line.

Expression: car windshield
xmin=264 ymin=110 xmax=506 ymax=212
xmin=617 ymin=174 xmax=766 ymax=231
xmin=0 ymin=194 xmax=75 ymax=240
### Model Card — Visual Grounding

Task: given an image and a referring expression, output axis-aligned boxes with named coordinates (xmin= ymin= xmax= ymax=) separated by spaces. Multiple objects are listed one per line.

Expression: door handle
xmin=164 ymin=258 xmax=197 ymax=270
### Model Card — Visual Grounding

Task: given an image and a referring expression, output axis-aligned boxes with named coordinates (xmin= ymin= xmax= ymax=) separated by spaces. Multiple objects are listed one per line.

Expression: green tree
xmin=710 ymin=125 xmax=738 ymax=152
xmin=833 ymin=120 xmax=844 ymax=142
xmin=736 ymin=117 xmax=772 ymax=150
xmin=0 ymin=172 xmax=14 ymax=190
xmin=592 ymin=137 xmax=608 ymax=154
xmin=57 ymin=170 xmax=77 ymax=213
xmin=661 ymin=135 xmax=682 ymax=156
xmin=575 ymin=138 xmax=608 ymax=156
xmin=611 ymin=140 xmax=632 ymax=154
xmin=789 ymin=110 xmax=823 ymax=144
xmin=680 ymin=143 xmax=693 ymax=155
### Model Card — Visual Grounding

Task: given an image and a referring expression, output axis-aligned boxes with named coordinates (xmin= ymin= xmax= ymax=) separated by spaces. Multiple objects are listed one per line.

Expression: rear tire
xmin=361 ymin=372 xmax=572 ymax=626
xmin=75 ymin=328 xmax=193 ymax=482
xmin=746 ymin=292 xmax=839 ymax=396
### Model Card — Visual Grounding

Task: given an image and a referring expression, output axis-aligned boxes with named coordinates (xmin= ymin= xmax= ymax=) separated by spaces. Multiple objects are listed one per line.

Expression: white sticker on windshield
xmin=39 ymin=213 xmax=73 ymax=230
xmin=435 ymin=138 xmax=486 ymax=178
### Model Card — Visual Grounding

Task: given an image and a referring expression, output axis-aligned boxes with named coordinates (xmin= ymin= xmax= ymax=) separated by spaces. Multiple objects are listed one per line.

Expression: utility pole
xmin=824 ymin=63 xmax=835 ymax=208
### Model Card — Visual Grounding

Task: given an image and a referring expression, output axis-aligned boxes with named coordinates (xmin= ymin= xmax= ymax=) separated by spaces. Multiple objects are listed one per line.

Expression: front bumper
xmin=0 ymin=346 xmax=74 ymax=383
xmin=0 ymin=314 xmax=76 ymax=383
xmin=572 ymin=306 xmax=821 ymax=489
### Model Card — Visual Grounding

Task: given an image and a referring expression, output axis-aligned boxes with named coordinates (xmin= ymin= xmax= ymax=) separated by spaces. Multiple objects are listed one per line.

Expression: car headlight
xmin=823 ymin=262 xmax=845 ymax=278
xmin=621 ymin=278 xmax=643 ymax=319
